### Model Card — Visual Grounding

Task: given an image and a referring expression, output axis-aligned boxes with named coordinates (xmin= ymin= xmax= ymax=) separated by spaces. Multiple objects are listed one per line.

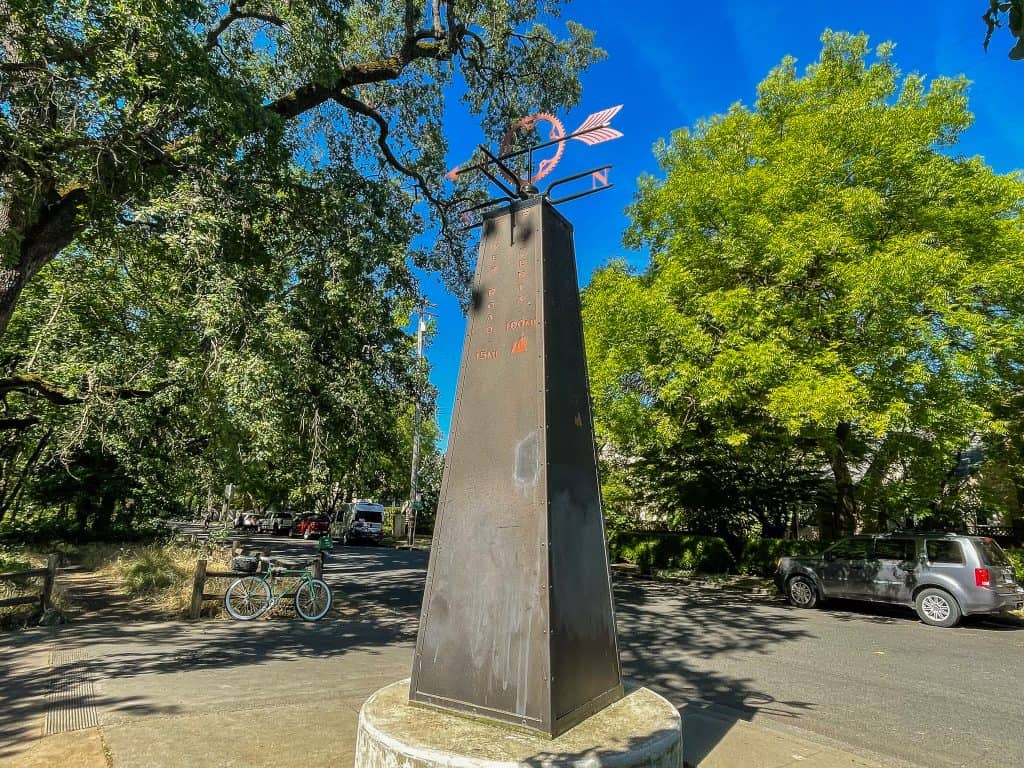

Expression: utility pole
xmin=407 ymin=299 xmax=434 ymax=547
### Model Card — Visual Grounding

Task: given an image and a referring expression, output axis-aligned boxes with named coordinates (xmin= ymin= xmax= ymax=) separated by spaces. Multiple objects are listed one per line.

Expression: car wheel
xmin=786 ymin=575 xmax=819 ymax=609
xmin=915 ymin=588 xmax=961 ymax=628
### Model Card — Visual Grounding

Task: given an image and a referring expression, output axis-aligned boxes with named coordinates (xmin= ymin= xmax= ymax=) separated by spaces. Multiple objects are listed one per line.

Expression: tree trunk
xmin=0 ymin=189 xmax=87 ymax=338
xmin=827 ymin=422 xmax=858 ymax=536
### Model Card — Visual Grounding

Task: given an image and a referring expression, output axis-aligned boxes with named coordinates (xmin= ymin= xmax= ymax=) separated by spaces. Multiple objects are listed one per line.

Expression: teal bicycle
xmin=224 ymin=557 xmax=332 ymax=621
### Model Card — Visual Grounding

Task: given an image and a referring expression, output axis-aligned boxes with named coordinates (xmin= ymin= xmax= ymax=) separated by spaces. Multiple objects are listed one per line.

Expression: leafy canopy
xmin=585 ymin=31 xmax=1024 ymax=534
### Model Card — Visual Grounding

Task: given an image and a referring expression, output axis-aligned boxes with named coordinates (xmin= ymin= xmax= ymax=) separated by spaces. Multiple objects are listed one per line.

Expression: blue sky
xmin=416 ymin=1 xmax=1024 ymax=447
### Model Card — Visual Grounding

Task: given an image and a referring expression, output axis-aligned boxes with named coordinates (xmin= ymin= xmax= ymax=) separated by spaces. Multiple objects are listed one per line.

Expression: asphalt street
xmin=197 ymin=528 xmax=1024 ymax=768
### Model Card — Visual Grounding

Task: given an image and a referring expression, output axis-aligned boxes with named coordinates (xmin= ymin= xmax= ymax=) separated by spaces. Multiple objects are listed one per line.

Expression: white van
xmin=334 ymin=501 xmax=386 ymax=545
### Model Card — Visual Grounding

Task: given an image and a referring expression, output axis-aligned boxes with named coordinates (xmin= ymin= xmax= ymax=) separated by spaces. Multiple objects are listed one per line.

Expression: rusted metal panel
xmin=409 ymin=197 xmax=622 ymax=737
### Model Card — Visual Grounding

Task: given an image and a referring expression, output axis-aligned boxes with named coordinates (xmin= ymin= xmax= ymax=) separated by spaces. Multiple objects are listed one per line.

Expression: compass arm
xmin=545 ymin=165 xmax=613 ymax=205
xmin=477 ymin=146 xmax=524 ymax=198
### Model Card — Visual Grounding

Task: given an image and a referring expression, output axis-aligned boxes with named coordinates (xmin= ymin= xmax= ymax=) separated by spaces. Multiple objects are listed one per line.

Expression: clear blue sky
xmin=415 ymin=1 xmax=1024 ymax=447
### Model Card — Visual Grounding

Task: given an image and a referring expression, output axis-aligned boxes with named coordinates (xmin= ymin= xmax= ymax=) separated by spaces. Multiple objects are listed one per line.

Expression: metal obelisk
xmin=409 ymin=195 xmax=623 ymax=737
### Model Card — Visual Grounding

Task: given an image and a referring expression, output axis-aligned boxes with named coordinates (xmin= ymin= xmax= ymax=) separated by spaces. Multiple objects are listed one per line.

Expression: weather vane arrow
xmin=444 ymin=104 xmax=623 ymax=219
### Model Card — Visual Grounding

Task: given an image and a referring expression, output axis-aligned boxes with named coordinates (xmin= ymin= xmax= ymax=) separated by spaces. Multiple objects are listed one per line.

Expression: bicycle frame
xmin=261 ymin=565 xmax=317 ymax=608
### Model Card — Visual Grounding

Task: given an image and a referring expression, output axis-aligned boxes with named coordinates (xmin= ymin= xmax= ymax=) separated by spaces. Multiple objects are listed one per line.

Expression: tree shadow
xmin=612 ymin=578 xmax=817 ymax=766
xmin=1 ymin=546 xmax=816 ymax=768
xmin=816 ymin=596 xmax=1024 ymax=631
xmin=0 ymin=570 xmax=419 ymax=760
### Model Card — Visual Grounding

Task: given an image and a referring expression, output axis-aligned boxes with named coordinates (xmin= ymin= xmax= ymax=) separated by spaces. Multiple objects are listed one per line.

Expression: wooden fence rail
xmin=189 ymin=554 xmax=324 ymax=620
xmin=0 ymin=554 xmax=59 ymax=612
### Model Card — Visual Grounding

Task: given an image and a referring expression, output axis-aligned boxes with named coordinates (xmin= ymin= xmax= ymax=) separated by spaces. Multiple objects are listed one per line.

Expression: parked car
xmin=334 ymin=501 xmax=386 ymax=545
xmin=775 ymin=533 xmax=1023 ymax=627
xmin=234 ymin=512 xmax=259 ymax=531
xmin=292 ymin=513 xmax=330 ymax=540
xmin=257 ymin=511 xmax=293 ymax=536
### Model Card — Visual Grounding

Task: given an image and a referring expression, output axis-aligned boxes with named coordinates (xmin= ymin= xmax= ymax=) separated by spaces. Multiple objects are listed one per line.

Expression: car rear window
xmin=926 ymin=540 xmax=964 ymax=564
xmin=973 ymin=539 xmax=1009 ymax=567
xmin=873 ymin=539 xmax=915 ymax=561
xmin=356 ymin=510 xmax=383 ymax=523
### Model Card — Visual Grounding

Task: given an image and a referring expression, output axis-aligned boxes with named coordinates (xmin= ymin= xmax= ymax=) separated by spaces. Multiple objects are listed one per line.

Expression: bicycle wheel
xmin=294 ymin=578 xmax=332 ymax=621
xmin=225 ymin=576 xmax=271 ymax=620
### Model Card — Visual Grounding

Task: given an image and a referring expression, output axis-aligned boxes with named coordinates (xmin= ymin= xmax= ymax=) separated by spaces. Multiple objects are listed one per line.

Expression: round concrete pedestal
xmin=354 ymin=680 xmax=682 ymax=768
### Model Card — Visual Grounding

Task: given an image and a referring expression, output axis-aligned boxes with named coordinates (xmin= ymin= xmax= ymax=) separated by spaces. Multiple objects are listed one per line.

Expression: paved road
xmin=186 ymin=529 xmax=1024 ymax=767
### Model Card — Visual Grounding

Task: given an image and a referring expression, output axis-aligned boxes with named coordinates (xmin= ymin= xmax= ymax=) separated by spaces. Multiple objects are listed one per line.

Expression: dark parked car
xmin=775 ymin=533 xmax=1023 ymax=627
xmin=292 ymin=513 xmax=330 ymax=540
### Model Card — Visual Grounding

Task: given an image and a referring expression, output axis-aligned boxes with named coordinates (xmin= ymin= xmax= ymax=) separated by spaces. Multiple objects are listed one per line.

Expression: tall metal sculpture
xmin=410 ymin=107 xmax=625 ymax=737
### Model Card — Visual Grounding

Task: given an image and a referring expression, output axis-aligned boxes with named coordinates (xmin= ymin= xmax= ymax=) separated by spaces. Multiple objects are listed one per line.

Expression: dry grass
xmin=2 ymin=540 xmax=236 ymax=625
xmin=0 ymin=547 xmax=52 ymax=629
xmin=97 ymin=542 xmax=232 ymax=617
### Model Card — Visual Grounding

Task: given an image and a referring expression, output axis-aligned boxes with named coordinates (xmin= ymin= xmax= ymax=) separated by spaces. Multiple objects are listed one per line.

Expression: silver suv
xmin=774 ymin=533 xmax=1023 ymax=627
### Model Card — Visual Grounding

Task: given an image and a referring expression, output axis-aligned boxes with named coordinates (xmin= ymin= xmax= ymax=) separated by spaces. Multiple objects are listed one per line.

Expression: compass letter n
xmin=591 ymin=168 xmax=610 ymax=190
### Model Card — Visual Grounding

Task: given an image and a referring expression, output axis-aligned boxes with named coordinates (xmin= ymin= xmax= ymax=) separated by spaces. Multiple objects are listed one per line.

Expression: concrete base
xmin=354 ymin=680 xmax=682 ymax=768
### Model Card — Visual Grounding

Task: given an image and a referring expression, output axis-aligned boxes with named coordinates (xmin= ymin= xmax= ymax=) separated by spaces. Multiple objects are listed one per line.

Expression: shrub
xmin=119 ymin=546 xmax=186 ymax=594
xmin=102 ymin=542 xmax=229 ymax=616
xmin=739 ymin=538 xmax=824 ymax=577
xmin=609 ymin=532 xmax=735 ymax=574
xmin=1007 ymin=548 xmax=1023 ymax=576
xmin=0 ymin=548 xmax=31 ymax=574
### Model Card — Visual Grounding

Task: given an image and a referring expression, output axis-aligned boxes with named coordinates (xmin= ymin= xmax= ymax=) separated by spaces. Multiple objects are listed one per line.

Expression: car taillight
xmin=975 ymin=568 xmax=991 ymax=588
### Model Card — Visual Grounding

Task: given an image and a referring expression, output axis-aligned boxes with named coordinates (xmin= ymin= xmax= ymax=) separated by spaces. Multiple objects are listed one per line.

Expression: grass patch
xmin=104 ymin=542 xmax=232 ymax=617
xmin=0 ymin=546 xmax=52 ymax=630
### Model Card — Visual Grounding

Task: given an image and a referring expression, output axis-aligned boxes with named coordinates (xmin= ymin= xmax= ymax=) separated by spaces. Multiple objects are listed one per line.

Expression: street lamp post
xmin=407 ymin=300 xmax=434 ymax=547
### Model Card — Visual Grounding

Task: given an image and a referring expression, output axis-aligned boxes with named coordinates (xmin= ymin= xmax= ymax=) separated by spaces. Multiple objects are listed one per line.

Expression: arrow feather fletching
xmin=571 ymin=105 xmax=623 ymax=145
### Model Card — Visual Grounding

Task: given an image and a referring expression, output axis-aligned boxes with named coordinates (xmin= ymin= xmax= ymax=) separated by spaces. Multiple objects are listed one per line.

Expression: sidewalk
xmin=0 ymin=610 xmax=906 ymax=768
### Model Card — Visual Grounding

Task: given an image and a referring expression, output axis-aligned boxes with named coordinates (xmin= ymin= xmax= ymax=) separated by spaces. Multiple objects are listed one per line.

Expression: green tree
xmin=0 ymin=154 xmax=427 ymax=536
xmin=585 ymin=31 xmax=1024 ymax=538
xmin=0 ymin=0 xmax=603 ymax=338
xmin=0 ymin=1 xmax=604 ymax=537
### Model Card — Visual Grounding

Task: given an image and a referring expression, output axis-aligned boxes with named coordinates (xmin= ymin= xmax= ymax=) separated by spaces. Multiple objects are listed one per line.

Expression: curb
xmin=610 ymin=565 xmax=779 ymax=598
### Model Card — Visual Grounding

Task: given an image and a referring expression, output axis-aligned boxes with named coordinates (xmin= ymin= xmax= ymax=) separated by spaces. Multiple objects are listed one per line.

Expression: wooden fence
xmin=188 ymin=550 xmax=323 ymax=620
xmin=0 ymin=554 xmax=59 ymax=613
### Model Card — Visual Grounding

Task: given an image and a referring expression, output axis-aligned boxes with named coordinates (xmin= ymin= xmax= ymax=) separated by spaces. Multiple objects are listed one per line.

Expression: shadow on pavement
xmin=0 ymin=556 xmax=420 ymax=761
xmin=816 ymin=597 xmax=1024 ymax=631
xmin=2 ymin=544 xmax=833 ymax=768
xmin=613 ymin=578 xmax=817 ymax=767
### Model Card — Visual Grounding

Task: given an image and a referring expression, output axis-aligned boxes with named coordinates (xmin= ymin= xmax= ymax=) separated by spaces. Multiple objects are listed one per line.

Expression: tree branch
xmin=205 ymin=2 xmax=285 ymax=51
xmin=0 ymin=415 xmax=41 ymax=430
xmin=267 ymin=35 xmax=456 ymax=119
xmin=330 ymin=92 xmax=461 ymax=244
xmin=0 ymin=375 xmax=172 ymax=406
xmin=0 ymin=375 xmax=82 ymax=405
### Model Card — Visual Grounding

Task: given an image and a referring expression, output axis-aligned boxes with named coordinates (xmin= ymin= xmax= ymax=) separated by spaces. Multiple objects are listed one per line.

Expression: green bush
xmin=118 ymin=546 xmax=187 ymax=594
xmin=609 ymin=532 xmax=735 ymax=574
xmin=739 ymin=538 xmax=824 ymax=577
xmin=1007 ymin=548 xmax=1023 ymax=576
xmin=0 ymin=548 xmax=31 ymax=575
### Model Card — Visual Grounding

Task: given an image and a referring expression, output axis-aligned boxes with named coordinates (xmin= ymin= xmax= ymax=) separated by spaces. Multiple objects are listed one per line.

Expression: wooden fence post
xmin=190 ymin=559 xmax=208 ymax=620
xmin=40 ymin=554 xmax=58 ymax=612
xmin=312 ymin=557 xmax=323 ymax=580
